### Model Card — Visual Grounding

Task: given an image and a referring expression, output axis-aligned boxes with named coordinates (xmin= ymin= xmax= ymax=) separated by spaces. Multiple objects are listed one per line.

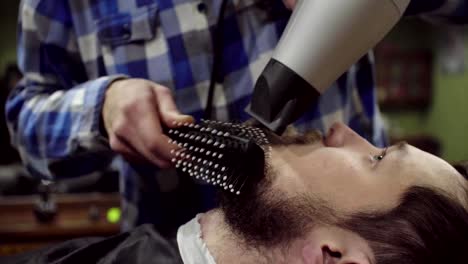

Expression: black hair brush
xmin=167 ymin=120 xmax=269 ymax=195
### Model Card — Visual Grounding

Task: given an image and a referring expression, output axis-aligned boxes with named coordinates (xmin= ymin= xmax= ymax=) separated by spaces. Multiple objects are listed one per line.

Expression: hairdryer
xmin=246 ymin=0 xmax=410 ymax=134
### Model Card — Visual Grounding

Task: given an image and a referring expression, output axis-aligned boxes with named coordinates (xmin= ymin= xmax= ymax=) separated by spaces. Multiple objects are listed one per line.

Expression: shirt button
xmin=197 ymin=2 xmax=207 ymax=13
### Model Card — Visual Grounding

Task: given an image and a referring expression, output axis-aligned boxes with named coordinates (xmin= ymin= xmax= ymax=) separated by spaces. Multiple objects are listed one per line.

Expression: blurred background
xmin=0 ymin=2 xmax=120 ymax=256
xmin=0 ymin=0 xmax=467 ymax=257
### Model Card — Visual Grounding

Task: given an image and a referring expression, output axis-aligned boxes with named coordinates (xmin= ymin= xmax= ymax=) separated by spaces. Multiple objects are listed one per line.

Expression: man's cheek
xmin=282 ymin=0 xmax=296 ymax=10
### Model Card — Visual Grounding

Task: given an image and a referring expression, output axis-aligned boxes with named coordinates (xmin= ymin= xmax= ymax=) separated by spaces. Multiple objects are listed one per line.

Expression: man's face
xmin=221 ymin=122 xmax=466 ymax=249
xmin=270 ymin=122 xmax=466 ymax=214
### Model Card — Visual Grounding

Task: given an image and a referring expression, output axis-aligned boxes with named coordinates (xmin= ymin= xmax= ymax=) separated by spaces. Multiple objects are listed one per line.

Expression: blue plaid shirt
xmin=7 ymin=0 xmax=467 ymax=232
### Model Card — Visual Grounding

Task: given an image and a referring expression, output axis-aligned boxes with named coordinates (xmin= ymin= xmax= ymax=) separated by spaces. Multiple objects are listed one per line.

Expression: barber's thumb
xmin=162 ymin=111 xmax=195 ymax=128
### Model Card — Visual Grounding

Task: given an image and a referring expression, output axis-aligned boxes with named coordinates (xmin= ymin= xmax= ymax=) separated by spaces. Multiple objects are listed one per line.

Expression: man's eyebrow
xmin=396 ymin=141 xmax=408 ymax=151
xmin=388 ymin=141 xmax=408 ymax=158
xmin=379 ymin=141 xmax=408 ymax=167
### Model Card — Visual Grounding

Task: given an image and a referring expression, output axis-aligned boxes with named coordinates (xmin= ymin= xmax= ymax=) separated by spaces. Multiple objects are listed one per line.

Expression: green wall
xmin=0 ymin=2 xmax=19 ymax=73
xmin=383 ymin=21 xmax=468 ymax=162
xmin=385 ymin=62 xmax=468 ymax=162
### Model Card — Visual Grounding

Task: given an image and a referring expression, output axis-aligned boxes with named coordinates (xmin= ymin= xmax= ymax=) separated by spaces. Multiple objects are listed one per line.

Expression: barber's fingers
xmin=110 ymin=114 xmax=174 ymax=168
xmin=282 ymin=0 xmax=296 ymax=9
xmin=152 ymin=84 xmax=194 ymax=127
xmin=109 ymin=91 xmax=174 ymax=168
xmin=134 ymin=93 xmax=175 ymax=167
xmin=109 ymin=135 xmax=143 ymax=163
xmin=103 ymin=78 xmax=190 ymax=167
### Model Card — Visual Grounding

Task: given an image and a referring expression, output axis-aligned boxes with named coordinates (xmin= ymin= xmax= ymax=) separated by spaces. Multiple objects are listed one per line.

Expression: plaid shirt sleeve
xmin=6 ymin=0 xmax=125 ymax=179
xmin=406 ymin=0 xmax=468 ymax=23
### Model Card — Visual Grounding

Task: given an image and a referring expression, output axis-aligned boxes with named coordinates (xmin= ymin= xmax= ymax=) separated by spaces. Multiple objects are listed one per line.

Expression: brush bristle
xmin=167 ymin=120 xmax=268 ymax=195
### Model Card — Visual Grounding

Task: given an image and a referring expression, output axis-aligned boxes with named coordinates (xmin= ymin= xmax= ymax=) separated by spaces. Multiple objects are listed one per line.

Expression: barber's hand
xmin=102 ymin=78 xmax=194 ymax=168
xmin=282 ymin=0 xmax=296 ymax=10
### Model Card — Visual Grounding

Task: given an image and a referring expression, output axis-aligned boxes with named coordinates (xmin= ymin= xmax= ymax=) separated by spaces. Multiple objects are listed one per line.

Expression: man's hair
xmin=221 ymin=125 xmax=468 ymax=263
xmin=454 ymin=160 xmax=468 ymax=180
xmin=340 ymin=186 xmax=468 ymax=264
xmin=343 ymin=161 xmax=468 ymax=264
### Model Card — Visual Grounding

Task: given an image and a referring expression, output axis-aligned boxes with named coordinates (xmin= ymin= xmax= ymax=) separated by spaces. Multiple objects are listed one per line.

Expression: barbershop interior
xmin=0 ymin=1 xmax=467 ymax=263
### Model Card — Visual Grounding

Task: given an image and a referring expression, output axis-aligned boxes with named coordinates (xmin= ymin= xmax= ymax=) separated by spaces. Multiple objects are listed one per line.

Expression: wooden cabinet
xmin=0 ymin=193 xmax=120 ymax=256
xmin=375 ymin=45 xmax=433 ymax=110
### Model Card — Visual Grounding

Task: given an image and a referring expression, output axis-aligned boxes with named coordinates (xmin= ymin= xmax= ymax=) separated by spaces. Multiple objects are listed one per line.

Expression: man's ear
xmin=300 ymin=226 xmax=373 ymax=264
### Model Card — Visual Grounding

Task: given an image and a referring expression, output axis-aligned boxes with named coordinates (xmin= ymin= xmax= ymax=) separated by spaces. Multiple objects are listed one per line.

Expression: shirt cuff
xmin=83 ymin=75 xmax=128 ymax=139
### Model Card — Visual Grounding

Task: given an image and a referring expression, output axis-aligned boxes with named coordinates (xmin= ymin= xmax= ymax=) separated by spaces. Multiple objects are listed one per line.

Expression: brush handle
xmin=167 ymin=120 xmax=267 ymax=195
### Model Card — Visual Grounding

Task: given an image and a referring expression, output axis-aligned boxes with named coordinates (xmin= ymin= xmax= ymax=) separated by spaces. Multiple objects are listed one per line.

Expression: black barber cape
xmin=1 ymin=224 xmax=183 ymax=264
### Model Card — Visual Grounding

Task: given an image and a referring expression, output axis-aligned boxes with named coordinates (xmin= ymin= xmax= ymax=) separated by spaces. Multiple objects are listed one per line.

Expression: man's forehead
xmin=406 ymin=148 xmax=468 ymax=207
xmin=451 ymin=174 xmax=468 ymax=209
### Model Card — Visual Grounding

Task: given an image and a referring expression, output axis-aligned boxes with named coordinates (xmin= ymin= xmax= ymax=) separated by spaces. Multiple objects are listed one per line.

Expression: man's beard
xmin=219 ymin=168 xmax=334 ymax=248
xmin=219 ymin=128 xmax=335 ymax=248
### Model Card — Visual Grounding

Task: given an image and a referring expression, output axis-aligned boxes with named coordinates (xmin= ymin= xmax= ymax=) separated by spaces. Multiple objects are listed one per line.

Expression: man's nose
xmin=324 ymin=122 xmax=373 ymax=149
